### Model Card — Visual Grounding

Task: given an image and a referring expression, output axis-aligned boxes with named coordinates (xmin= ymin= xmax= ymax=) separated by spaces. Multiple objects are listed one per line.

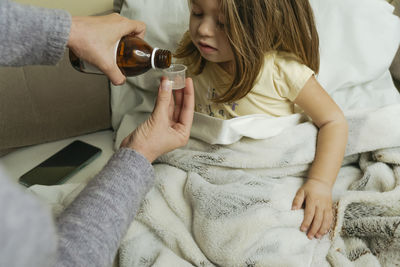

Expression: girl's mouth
xmin=198 ymin=42 xmax=217 ymax=53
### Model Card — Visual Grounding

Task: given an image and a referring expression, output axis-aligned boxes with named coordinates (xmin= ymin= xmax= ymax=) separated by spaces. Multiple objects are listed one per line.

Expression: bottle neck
xmin=151 ymin=49 xmax=172 ymax=69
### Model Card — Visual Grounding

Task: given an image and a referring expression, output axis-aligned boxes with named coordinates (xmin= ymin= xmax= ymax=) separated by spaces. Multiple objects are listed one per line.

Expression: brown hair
xmin=175 ymin=0 xmax=320 ymax=103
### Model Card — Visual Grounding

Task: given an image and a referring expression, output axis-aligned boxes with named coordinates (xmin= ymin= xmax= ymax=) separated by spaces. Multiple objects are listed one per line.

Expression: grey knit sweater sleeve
xmin=0 ymin=148 xmax=155 ymax=267
xmin=56 ymin=149 xmax=155 ymax=267
xmin=0 ymin=0 xmax=71 ymax=66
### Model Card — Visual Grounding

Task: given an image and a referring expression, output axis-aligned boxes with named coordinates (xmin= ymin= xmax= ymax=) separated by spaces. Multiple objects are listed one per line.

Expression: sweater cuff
xmin=44 ymin=9 xmax=71 ymax=64
xmin=110 ymin=147 xmax=155 ymax=188
xmin=113 ymin=147 xmax=153 ymax=167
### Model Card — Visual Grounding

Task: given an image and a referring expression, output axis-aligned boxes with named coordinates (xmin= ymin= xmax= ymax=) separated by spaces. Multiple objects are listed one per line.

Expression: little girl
xmin=175 ymin=0 xmax=348 ymax=240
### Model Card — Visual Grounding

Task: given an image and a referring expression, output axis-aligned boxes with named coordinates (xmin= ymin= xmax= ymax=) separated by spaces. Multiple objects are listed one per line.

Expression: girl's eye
xmin=191 ymin=10 xmax=203 ymax=17
xmin=217 ymin=21 xmax=225 ymax=28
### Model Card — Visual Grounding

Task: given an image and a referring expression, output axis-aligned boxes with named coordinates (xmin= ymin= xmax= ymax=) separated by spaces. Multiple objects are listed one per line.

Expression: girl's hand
xmin=291 ymin=179 xmax=334 ymax=239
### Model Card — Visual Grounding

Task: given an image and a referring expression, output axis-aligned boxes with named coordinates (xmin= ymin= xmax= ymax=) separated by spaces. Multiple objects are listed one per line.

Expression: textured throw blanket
xmin=119 ymin=104 xmax=400 ymax=267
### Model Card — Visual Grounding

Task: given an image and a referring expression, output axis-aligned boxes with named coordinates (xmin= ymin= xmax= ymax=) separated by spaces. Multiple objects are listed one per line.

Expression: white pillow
xmin=310 ymin=0 xmax=400 ymax=92
xmin=111 ymin=0 xmax=400 ymax=145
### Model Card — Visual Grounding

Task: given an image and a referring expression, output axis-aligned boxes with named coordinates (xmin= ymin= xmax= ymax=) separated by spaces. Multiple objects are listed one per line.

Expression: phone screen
xmin=19 ymin=140 xmax=102 ymax=187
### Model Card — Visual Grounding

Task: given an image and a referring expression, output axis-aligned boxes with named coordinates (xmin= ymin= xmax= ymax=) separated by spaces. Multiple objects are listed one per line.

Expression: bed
xmin=1 ymin=0 xmax=400 ymax=266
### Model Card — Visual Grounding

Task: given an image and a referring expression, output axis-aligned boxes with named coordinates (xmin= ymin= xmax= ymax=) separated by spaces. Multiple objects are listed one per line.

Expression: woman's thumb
xmin=154 ymin=79 xmax=172 ymax=114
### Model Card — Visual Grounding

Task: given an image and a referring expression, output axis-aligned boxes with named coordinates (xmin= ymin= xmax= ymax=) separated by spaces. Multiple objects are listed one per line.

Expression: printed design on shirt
xmin=197 ymin=86 xmax=239 ymax=119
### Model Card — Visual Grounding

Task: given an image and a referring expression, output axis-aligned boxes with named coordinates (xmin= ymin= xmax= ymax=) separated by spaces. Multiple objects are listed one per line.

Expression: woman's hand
xmin=67 ymin=13 xmax=146 ymax=85
xmin=120 ymin=77 xmax=195 ymax=162
xmin=292 ymin=179 xmax=334 ymax=239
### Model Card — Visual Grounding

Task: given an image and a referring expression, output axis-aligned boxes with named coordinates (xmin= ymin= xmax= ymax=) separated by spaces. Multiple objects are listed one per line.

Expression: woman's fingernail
xmin=162 ymin=80 xmax=172 ymax=91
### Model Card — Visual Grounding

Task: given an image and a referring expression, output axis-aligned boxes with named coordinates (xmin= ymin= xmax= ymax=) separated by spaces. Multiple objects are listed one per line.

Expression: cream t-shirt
xmin=192 ymin=51 xmax=315 ymax=119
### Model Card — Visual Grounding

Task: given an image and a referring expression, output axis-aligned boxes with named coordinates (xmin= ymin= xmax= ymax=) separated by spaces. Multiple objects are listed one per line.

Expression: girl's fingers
xmin=292 ymin=190 xmax=305 ymax=210
xmin=307 ymin=207 xmax=323 ymax=239
xmin=301 ymin=200 xmax=315 ymax=233
xmin=317 ymin=209 xmax=333 ymax=238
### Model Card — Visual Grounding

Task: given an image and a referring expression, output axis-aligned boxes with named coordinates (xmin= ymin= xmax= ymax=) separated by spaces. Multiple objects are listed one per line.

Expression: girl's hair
xmin=175 ymin=0 xmax=320 ymax=103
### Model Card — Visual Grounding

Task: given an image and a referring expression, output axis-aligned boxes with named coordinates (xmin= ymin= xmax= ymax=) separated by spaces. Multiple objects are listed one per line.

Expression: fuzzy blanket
xmin=119 ymin=104 xmax=400 ymax=267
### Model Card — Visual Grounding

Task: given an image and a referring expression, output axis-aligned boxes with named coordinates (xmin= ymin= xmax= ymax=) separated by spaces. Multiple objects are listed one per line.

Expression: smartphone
xmin=19 ymin=140 xmax=102 ymax=187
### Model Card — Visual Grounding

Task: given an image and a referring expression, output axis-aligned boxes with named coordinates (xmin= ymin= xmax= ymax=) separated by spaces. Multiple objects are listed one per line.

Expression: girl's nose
xmin=198 ymin=19 xmax=214 ymax=37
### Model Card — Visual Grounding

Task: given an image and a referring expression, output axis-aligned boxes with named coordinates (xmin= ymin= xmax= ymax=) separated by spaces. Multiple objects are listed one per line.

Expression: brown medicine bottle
xmin=69 ymin=36 xmax=172 ymax=76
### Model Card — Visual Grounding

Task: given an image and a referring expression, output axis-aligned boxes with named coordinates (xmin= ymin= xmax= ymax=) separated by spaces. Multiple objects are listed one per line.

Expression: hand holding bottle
xmin=120 ymin=77 xmax=195 ymax=162
xmin=67 ymin=13 xmax=146 ymax=85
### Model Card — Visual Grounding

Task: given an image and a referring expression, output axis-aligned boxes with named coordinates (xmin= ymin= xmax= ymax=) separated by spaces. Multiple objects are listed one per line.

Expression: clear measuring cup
xmin=163 ymin=64 xmax=187 ymax=90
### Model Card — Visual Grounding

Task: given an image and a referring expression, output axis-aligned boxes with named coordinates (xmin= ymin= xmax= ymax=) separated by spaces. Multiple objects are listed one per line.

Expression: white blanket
xmin=119 ymin=104 xmax=400 ymax=267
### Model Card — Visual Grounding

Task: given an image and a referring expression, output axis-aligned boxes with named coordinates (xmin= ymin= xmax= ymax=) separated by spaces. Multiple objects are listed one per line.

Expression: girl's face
xmin=189 ymin=0 xmax=234 ymax=68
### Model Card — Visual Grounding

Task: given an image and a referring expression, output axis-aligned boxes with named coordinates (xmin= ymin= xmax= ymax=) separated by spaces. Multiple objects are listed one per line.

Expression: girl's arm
xmin=292 ymin=75 xmax=348 ymax=239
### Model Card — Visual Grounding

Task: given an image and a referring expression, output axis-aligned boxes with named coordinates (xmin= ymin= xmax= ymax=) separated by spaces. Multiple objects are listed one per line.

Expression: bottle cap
xmin=151 ymin=48 xmax=159 ymax=69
